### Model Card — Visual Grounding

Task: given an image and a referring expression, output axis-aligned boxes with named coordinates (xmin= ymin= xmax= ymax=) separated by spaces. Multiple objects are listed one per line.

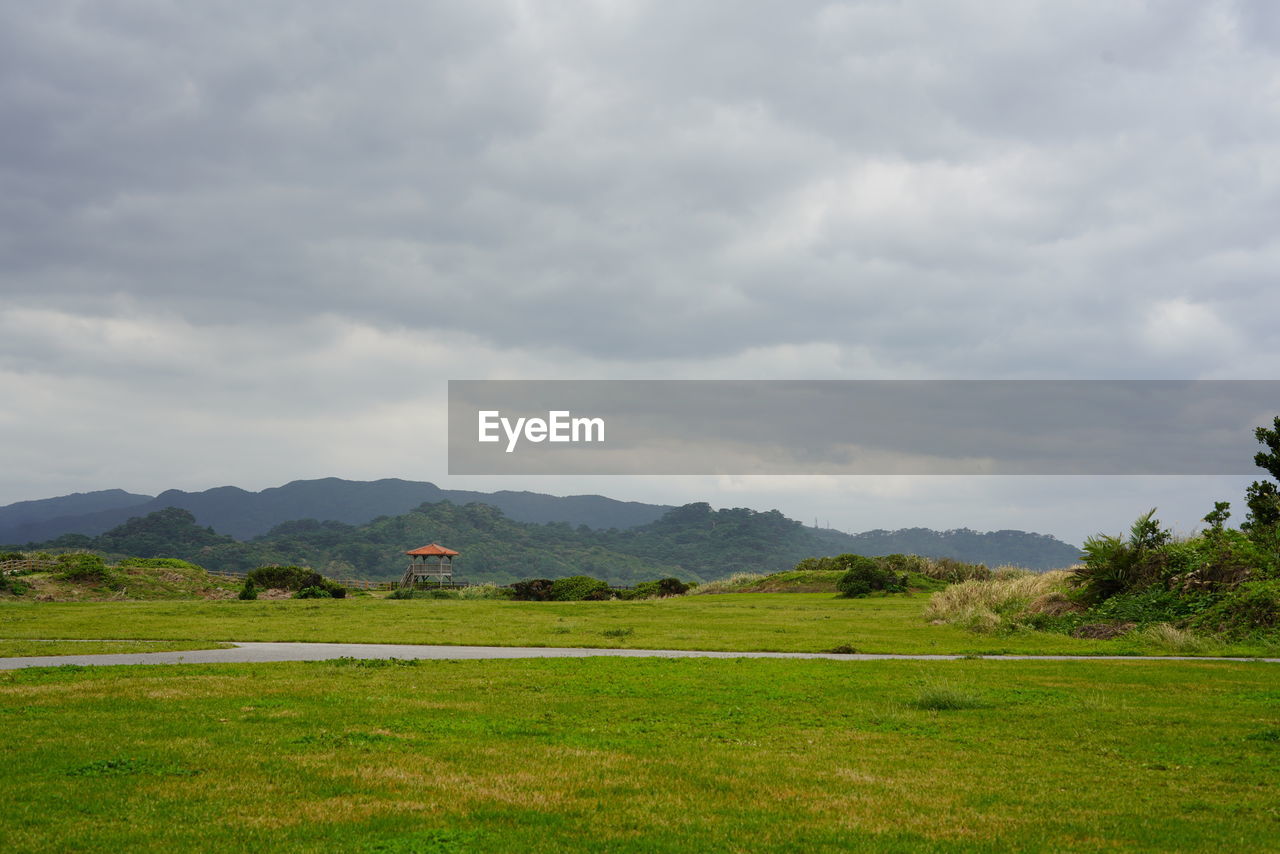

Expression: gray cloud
xmin=2 ymin=2 xmax=1279 ymax=538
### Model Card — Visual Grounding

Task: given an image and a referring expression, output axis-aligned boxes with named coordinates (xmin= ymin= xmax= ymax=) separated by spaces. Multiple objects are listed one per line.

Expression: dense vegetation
xmin=927 ymin=417 xmax=1280 ymax=646
xmin=12 ymin=499 xmax=1081 ymax=586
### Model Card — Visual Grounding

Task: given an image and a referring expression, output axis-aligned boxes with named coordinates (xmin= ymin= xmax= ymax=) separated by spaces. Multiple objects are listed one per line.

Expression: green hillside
xmin=24 ymin=499 xmax=1081 ymax=585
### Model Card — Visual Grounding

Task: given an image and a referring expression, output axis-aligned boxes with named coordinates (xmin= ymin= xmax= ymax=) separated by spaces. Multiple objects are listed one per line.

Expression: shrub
xmin=509 ymin=579 xmax=555 ymax=601
xmin=424 ymin=589 xmax=458 ymax=599
xmin=1074 ymin=509 xmax=1172 ymax=604
xmin=836 ymin=556 xmax=906 ymax=598
xmin=0 ymin=574 xmax=29 ymax=596
xmin=387 ymin=587 xmax=416 ymax=600
xmin=294 ymin=586 xmax=332 ymax=599
xmin=238 ymin=582 xmax=258 ymax=601
xmin=53 ymin=553 xmax=121 ymax=588
xmin=624 ymin=577 xmax=691 ymax=599
xmin=247 ymin=565 xmax=345 ymax=598
xmin=246 ymin=565 xmax=317 ymax=590
xmin=1193 ymin=580 xmax=1280 ymax=637
xmin=656 ymin=577 xmax=690 ymax=596
xmin=549 ymin=575 xmax=611 ymax=602
xmin=456 ymin=583 xmax=511 ymax=600
xmin=1089 ymin=588 xmax=1212 ymax=625
xmin=117 ymin=557 xmax=201 ymax=570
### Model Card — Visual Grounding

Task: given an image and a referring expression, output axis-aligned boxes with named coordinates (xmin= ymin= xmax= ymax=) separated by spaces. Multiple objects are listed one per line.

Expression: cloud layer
xmin=3 ymin=2 xmax=1278 ymax=538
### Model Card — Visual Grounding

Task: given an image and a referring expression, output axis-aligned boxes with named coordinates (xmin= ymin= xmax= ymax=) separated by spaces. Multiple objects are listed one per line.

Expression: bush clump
xmin=836 ymin=556 xmax=907 ymax=598
xmin=116 ymin=557 xmax=202 ymax=570
xmin=509 ymin=578 xmax=555 ymax=601
xmin=1193 ymin=580 xmax=1280 ymax=637
xmin=550 ymin=575 xmax=612 ymax=601
xmin=246 ymin=565 xmax=346 ymax=598
xmin=237 ymin=581 xmax=258 ymax=601
xmin=456 ymin=583 xmax=511 ymax=600
xmin=624 ymin=577 xmax=690 ymax=599
xmin=294 ymin=586 xmax=333 ymax=599
xmin=0 ymin=574 xmax=30 ymax=596
xmin=53 ymin=553 xmax=122 ymax=589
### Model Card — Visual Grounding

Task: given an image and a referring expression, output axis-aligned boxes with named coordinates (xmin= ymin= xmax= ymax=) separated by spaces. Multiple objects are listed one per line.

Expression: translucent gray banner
xmin=447 ymin=380 xmax=1280 ymax=475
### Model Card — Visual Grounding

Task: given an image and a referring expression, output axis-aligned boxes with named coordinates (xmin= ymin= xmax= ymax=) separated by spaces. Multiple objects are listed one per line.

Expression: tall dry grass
xmin=691 ymin=572 xmax=768 ymax=594
xmin=923 ymin=570 xmax=1074 ymax=632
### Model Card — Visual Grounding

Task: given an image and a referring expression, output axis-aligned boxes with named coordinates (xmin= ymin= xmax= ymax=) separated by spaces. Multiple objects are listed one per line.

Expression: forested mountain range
xmin=16 ymin=498 xmax=1084 ymax=585
xmin=0 ymin=478 xmax=671 ymax=544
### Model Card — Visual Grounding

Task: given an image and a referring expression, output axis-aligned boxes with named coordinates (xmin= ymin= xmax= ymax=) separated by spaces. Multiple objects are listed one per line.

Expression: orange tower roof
xmin=405 ymin=543 xmax=459 ymax=556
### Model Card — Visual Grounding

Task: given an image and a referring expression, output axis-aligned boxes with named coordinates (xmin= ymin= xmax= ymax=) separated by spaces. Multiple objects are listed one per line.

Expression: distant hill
xmin=0 ymin=489 xmax=151 ymax=537
xmin=22 ymin=499 xmax=1082 ymax=584
xmin=0 ymin=478 xmax=672 ymax=543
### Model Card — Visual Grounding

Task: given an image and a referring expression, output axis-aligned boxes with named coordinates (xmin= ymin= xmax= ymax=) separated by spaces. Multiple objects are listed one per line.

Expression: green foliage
xmin=623 ymin=577 xmax=691 ymax=599
xmin=116 ymin=557 xmax=202 ymax=570
xmin=246 ymin=565 xmax=317 ymax=590
xmin=509 ymin=578 xmax=555 ymax=601
xmin=1253 ymin=415 xmax=1280 ymax=480
xmin=1203 ymin=501 xmax=1231 ymax=534
xmin=53 ymin=553 xmax=122 ymax=589
xmin=456 ymin=583 xmax=511 ymax=600
xmin=237 ymin=582 xmax=258 ymax=601
xmin=1243 ymin=480 xmax=1280 ymax=532
xmin=836 ymin=556 xmax=906 ymax=598
xmin=1073 ymin=509 xmax=1172 ymax=604
xmin=1089 ymin=588 xmax=1213 ymax=625
xmin=549 ymin=575 xmax=611 ymax=601
xmin=245 ymin=565 xmax=346 ymax=598
xmin=1193 ymin=580 xmax=1280 ymax=637
xmin=293 ymin=586 xmax=333 ymax=599
xmin=0 ymin=574 xmax=30 ymax=596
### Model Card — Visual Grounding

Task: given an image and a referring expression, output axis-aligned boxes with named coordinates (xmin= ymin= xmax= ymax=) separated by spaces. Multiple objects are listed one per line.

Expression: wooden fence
xmin=0 ymin=558 xmax=58 ymax=576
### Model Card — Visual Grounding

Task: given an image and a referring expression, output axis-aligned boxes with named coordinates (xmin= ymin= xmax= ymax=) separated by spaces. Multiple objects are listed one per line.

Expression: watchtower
xmin=401 ymin=543 xmax=459 ymax=588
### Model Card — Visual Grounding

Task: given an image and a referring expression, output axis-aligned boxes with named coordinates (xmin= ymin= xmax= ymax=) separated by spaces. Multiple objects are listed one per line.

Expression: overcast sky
xmin=3 ymin=1 xmax=1279 ymax=544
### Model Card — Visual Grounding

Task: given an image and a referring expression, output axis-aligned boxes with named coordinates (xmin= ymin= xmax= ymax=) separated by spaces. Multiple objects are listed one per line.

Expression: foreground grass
xmin=1 ymin=594 xmax=1275 ymax=657
xmin=2 ymin=657 xmax=1277 ymax=852
xmin=0 ymin=640 xmax=232 ymax=658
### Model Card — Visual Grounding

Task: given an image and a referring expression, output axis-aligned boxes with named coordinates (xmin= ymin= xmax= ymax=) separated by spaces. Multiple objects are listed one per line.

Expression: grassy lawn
xmin=1 ymin=657 xmax=1277 ymax=852
xmin=0 ymin=640 xmax=232 ymax=658
xmin=1 ymin=594 xmax=1275 ymax=657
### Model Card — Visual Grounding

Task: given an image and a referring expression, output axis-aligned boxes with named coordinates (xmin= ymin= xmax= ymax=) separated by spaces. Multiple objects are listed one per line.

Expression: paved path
xmin=1 ymin=642 xmax=1277 ymax=669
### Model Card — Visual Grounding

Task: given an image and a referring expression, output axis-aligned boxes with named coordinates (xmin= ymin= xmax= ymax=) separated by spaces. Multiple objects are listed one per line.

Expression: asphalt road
xmin=1 ymin=642 xmax=1277 ymax=669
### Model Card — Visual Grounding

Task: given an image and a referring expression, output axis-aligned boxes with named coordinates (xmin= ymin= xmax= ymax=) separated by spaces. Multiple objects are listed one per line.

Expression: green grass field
xmin=2 ymin=656 xmax=1278 ymax=852
xmin=2 ymin=593 xmax=1275 ymax=657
